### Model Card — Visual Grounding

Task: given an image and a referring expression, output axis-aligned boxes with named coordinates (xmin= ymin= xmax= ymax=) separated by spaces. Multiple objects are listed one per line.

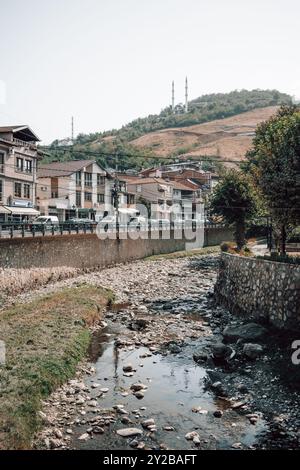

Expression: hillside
xmin=129 ymin=106 xmax=279 ymax=162
xmin=45 ymin=90 xmax=292 ymax=171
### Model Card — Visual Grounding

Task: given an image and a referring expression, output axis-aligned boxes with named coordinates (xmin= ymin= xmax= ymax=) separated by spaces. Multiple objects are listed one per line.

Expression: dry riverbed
xmin=1 ymin=250 xmax=300 ymax=450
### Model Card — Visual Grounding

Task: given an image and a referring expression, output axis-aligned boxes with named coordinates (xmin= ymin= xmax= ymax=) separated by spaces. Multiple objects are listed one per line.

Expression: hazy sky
xmin=0 ymin=0 xmax=299 ymax=144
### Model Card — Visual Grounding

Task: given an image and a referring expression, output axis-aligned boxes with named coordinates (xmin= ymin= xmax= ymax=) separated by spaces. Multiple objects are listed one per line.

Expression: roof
xmin=171 ymin=181 xmax=197 ymax=191
xmin=125 ymin=177 xmax=173 ymax=185
xmin=38 ymin=160 xmax=101 ymax=178
xmin=0 ymin=125 xmax=40 ymax=142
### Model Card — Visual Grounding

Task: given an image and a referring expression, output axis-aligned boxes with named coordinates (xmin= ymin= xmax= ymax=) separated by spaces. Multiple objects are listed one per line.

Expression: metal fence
xmin=0 ymin=221 xmax=225 ymax=239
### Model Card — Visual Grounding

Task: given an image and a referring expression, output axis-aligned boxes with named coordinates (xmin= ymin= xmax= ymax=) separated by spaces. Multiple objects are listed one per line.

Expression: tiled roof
xmin=125 ymin=177 xmax=173 ymax=185
xmin=0 ymin=125 xmax=40 ymax=141
xmin=38 ymin=160 xmax=97 ymax=178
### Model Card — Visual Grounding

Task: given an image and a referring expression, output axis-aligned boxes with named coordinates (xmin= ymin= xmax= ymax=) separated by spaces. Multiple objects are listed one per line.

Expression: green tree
xmin=210 ymin=170 xmax=259 ymax=250
xmin=245 ymin=106 xmax=300 ymax=255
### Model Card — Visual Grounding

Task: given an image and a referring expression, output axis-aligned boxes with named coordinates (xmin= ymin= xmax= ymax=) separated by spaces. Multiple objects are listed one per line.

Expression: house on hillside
xmin=0 ymin=125 xmax=42 ymax=222
xmin=36 ymin=160 xmax=113 ymax=221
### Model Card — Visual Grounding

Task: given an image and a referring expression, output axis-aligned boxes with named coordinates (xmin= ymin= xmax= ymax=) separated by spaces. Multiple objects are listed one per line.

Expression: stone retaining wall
xmin=0 ymin=227 xmax=233 ymax=270
xmin=214 ymin=253 xmax=300 ymax=329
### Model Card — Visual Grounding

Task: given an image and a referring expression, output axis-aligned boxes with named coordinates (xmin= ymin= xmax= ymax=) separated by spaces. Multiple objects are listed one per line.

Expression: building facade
xmin=37 ymin=160 xmax=113 ymax=221
xmin=0 ymin=125 xmax=41 ymax=222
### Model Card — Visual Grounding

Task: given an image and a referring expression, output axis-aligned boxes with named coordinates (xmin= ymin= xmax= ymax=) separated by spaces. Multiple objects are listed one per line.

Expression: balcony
xmin=13 ymin=138 xmax=37 ymax=149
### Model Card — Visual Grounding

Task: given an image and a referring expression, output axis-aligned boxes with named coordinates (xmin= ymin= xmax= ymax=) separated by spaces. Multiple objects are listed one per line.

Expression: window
xmin=84 ymin=172 xmax=92 ymax=187
xmin=76 ymin=191 xmax=81 ymax=207
xmin=25 ymin=160 xmax=32 ymax=173
xmin=84 ymin=191 xmax=92 ymax=201
xmin=0 ymin=152 xmax=4 ymax=174
xmin=76 ymin=171 xmax=82 ymax=186
xmin=127 ymin=194 xmax=135 ymax=204
xmin=137 ymin=185 xmax=142 ymax=193
xmin=14 ymin=182 xmax=22 ymax=198
xmin=0 ymin=180 xmax=3 ymax=202
xmin=51 ymin=191 xmax=58 ymax=198
xmin=97 ymin=174 xmax=105 ymax=186
xmin=16 ymin=157 xmax=24 ymax=172
xmin=97 ymin=193 xmax=104 ymax=203
xmin=24 ymin=184 xmax=30 ymax=199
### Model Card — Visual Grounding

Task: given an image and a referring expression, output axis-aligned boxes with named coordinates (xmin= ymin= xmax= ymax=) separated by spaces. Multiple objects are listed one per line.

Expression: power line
xmin=41 ymin=145 xmax=246 ymax=164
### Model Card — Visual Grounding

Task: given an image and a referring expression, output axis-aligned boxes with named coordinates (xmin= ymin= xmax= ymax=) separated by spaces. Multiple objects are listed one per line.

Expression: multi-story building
xmin=119 ymin=176 xmax=174 ymax=219
xmin=37 ymin=159 xmax=113 ymax=221
xmin=0 ymin=125 xmax=41 ymax=222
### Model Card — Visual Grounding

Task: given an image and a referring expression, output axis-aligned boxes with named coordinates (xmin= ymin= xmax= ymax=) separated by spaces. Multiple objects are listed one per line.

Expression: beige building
xmin=0 ymin=125 xmax=41 ymax=222
xmin=37 ymin=159 xmax=113 ymax=221
xmin=120 ymin=176 xmax=174 ymax=219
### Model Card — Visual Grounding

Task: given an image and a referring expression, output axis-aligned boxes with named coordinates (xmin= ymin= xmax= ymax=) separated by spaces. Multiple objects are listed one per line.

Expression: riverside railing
xmin=0 ymin=221 xmax=225 ymax=239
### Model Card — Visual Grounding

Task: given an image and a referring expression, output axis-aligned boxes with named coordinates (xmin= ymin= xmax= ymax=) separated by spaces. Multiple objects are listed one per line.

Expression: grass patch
xmin=145 ymin=245 xmax=220 ymax=261
xmin=0 ymin=285 xmax=113 ymax=449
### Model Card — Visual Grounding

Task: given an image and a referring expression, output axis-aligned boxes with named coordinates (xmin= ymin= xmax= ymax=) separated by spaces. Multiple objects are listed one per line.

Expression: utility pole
xmin=113 ymin=153 xmax=120 ymax=241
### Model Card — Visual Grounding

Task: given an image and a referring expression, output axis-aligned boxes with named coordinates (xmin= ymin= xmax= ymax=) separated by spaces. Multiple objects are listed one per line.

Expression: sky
xmin=0 ymin=0 xmax=299 ymax=144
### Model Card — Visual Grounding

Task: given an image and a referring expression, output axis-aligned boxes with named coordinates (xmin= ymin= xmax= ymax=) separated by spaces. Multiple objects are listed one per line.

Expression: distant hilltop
xmin=45 ymin=89 xmax=292 ymax=171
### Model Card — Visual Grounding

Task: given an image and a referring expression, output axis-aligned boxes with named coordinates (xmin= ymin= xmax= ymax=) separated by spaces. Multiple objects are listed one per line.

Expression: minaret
xmin=172 ymin=81 xmax=175 ymax=112
xmin=185 ymin=77 xmax=188 ymax=113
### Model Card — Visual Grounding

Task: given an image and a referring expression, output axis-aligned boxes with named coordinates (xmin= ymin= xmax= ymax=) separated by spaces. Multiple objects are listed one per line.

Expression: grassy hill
xmin=44 ymin=89 xmax=292 ymax=171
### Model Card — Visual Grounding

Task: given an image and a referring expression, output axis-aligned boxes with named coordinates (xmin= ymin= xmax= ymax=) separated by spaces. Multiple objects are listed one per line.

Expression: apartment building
xmin=0 ymin=125 xmax=41 ymax=222
xmin=37 ymin=160 xmax=112 ymax=221
xmin=119 ymin=176 xmax=174 ymax=219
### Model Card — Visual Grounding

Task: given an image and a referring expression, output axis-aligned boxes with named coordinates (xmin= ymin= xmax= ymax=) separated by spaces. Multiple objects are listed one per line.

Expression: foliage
xmin=257 ymin=253 xmax=300 ymax=265
xmin=220 ymin=241 xmax=253 ymax=257
xmin=244 ymin=105 xmax=300 ymax=253
xmin=210 ymin=169 xmax=259 ymax=249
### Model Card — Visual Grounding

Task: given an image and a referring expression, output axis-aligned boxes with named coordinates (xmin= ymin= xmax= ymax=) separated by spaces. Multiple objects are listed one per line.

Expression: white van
xmin=31 ymin=216 xmax=59 ymax=231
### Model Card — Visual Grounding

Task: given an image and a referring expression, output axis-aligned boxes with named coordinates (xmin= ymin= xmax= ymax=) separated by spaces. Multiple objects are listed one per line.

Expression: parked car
xmin=31 ymin=216 xmax=59 ymax=232
xmin=65 ymin=218 xmax=96 ymax=228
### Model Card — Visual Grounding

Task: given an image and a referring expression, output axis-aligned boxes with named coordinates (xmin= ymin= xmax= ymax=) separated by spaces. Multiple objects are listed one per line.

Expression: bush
xmin=220 ymin=241 xmax=234 ymax=252
xmin=220 ymin=242 xmax=253 ymax=257
xmin=257 ymin=254 xmax=300 ymax=265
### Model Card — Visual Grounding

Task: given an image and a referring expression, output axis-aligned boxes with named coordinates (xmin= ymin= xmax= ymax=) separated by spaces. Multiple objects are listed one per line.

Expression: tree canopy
xmin=210 ymin=169 xmax=259 ymax=249
xmin=245 ymin=105 xmax=300 ymax=253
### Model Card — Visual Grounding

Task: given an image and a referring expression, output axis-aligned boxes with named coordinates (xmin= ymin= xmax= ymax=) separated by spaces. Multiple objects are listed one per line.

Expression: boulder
xmin=116 ymin=428 xmax=143 ymax=437
xmin=211 ymin=343 xmax=233 ymax=360
xmin=243 ymin=343 xmax=263 ymax=360
xmin=223 ymin=323 xmax=267 ymax=343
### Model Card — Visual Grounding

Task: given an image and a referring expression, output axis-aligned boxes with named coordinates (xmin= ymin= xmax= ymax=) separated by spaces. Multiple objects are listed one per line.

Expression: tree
xmin=210 ymin=170 xmax=259 ymax=250
xmin=245 ymin=106 xmax=300 ymax=255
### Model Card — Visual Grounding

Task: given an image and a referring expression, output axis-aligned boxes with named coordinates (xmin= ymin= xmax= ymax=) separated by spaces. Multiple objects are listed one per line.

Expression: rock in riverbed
xmin=116 ymin=428 xmax=143 ymax=437
xmin=243 ymin=343 xmax=263 ymax=360
xmin=223 ymin=323 xmax=267 ymax=343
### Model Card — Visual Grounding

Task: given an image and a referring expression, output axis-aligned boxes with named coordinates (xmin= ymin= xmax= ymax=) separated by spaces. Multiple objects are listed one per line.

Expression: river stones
xmin=116 ymin=428 xmax=143 ymax=437
xmin=223 ymin=323 xmax=267 ymax=343
xmin=243 ymin=343 xmax=263 ymax=360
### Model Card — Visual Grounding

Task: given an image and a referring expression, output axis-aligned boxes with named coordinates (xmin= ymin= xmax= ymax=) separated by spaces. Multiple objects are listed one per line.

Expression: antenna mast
xmin=172 ymin=81 xmax=175 ymax=113
xmin=185 ymin=77 xmax=188 ymax=113
xmin=71 ymin=116 xmax=74 ymax=143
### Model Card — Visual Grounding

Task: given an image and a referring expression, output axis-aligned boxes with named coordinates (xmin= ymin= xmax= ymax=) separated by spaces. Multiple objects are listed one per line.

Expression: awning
xmin=3 ymin=206 xmax=40 ymax=216
xmin=0 ymin=205 xmax=11 ymax=214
